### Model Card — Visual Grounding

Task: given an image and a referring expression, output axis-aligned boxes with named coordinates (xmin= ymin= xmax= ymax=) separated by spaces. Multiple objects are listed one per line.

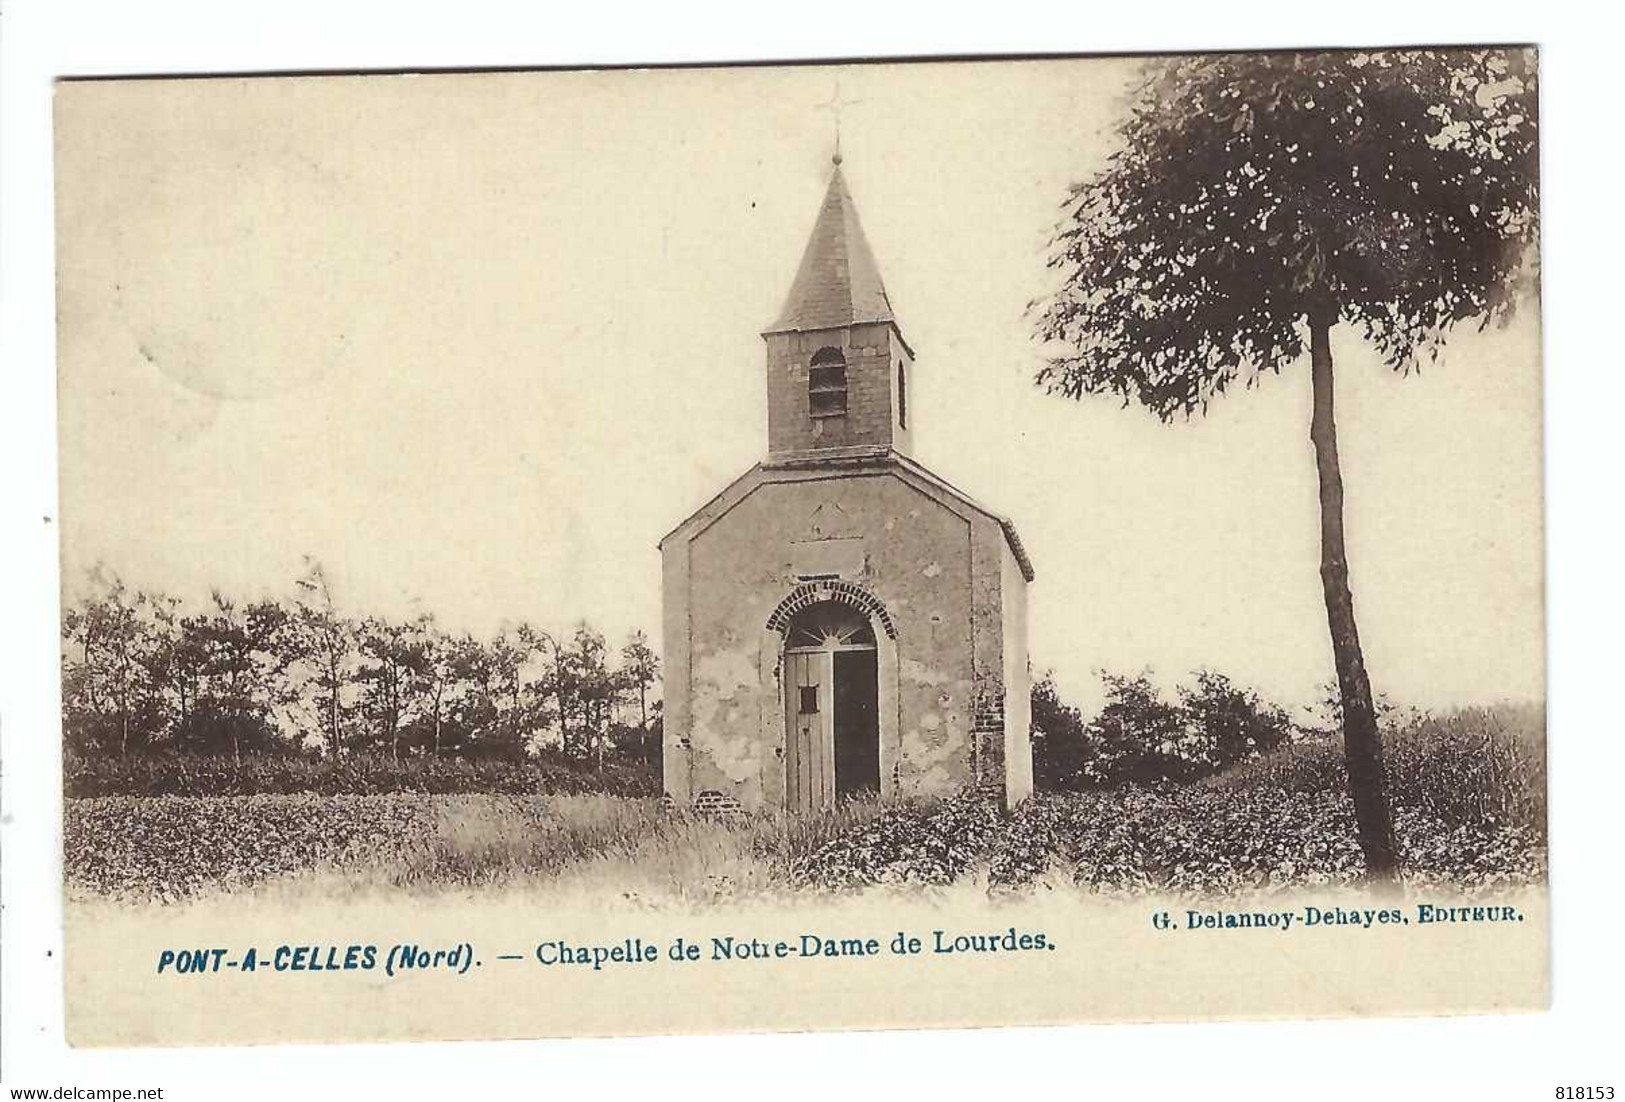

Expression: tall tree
xmin=356 ymin=614 xmax=421 ymax=762
xmin=1032 ymin=49 xmax=1538 ymax=880
xmin=569 ymin=623 xmax=614 ymax=767
xmin=487 ymin=627 xmax=544 ymax=757
xmin=620 ymin=630 xmax=660 ymax=767
xmin=524 ymin=625 xmax=574 ymax=756
xmin=148 ymin=595 xmax=206 ymax=751
xmin=291 ymin=558 xmax=355 ymax=760
xmin=194 ymin=592 xmax=295 ymax=763
xmin=60 ymin=570 xmax=166 ymax=757
xmin=412 ymin=619 xmax=488 ymax=758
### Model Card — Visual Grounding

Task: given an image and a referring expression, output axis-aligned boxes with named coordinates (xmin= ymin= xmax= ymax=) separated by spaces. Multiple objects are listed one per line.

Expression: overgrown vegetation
xmin=802 ymin=702 xmax=1545 ymax=895
xmin=66 ymin=703 xmax=1544 ymax=904
xmin=1206 ymin=702 xmax=1547 ymax=843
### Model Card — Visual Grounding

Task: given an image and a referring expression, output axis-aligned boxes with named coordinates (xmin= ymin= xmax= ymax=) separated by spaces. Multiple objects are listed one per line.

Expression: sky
xmin=53 ymin=58 xmax=1545 ymax=713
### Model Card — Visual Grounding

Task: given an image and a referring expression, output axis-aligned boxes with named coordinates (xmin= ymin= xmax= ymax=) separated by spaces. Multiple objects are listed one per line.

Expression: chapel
xmin=659 ymin=157 xmax=1034 ymax=815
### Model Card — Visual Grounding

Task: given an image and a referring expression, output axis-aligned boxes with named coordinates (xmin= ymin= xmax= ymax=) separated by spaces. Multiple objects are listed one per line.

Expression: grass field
xmin=64 ymin=704 xmax=1546 ymax=905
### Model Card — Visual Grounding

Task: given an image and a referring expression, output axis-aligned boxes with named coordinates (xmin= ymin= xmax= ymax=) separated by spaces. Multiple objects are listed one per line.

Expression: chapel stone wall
xmin=669 ymin=470 xmax=987 ymax=809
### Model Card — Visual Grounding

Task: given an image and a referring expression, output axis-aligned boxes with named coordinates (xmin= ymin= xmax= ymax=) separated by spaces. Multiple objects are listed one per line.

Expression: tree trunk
xmin=639 ymin=685 xmax=649 ymax=768
xmin=1308 ymin=305 xmax=1401 ymax=885
xmin=509 ymin=676 xmax=521 ymax=752
xmin=553 ymin=650 xmax=569 ymax=758
xmin=230 ymin=676 xmax=242 ymax=766
xmin=328 ymin=678 xmax=341 ymax=762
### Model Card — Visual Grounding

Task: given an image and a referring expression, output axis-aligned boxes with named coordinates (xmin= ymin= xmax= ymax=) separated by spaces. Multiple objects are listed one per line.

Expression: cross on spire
xmin=814 ymin=80 xmax=865 ymax=165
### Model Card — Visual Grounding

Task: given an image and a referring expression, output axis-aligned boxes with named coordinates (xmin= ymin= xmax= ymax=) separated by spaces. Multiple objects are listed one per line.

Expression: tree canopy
xmin=1034 ymin=48 xmax=1538 ymax=417
xmin=60 ymin=565 xmax=661 ymax=769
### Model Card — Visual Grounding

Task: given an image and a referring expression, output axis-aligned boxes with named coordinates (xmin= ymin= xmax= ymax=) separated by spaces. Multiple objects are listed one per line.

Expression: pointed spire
xmin=766 ymin=164 xmax=896 ymax=336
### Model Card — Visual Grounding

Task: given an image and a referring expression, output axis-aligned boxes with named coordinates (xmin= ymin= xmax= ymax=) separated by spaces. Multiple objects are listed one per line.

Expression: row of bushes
xmin=63 ymin=748 xmax=660 ymax=799
xmin=1033 ymin=669 xmax=1295 ymax=789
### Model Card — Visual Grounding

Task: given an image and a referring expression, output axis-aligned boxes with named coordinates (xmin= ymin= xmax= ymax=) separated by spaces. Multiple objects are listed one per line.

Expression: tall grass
xmin=1388 ymin=703 xmax=1546 ymax=838
xmin=1206 ymin=701 xmax=1546 ymax=838
xmin=384 ymin=794 xmax=887 ymax=903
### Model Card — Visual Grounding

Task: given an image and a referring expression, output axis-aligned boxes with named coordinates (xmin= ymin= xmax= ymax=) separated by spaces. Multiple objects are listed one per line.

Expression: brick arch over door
xmin=759 ymin=579 xmax=901 ymax=808
xmin=765 ymin=580 xmax=898 ymax=640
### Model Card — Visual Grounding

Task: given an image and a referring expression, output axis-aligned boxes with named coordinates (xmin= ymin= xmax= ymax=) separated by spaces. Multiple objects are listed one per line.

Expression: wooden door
xmin=784 ymin=650 xmax=835 ymax=814
xmin=834 ymin=649 xmax=880 ymax=797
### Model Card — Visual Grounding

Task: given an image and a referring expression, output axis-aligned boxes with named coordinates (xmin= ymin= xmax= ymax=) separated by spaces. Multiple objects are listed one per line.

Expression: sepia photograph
xmin=48 ymin=46 xmax=1547 ymax=1046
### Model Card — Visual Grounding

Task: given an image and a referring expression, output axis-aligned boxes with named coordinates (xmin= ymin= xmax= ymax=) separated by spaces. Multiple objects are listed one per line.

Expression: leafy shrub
xmin=1035 ymin=669 xmax=1298 ymax=790
xmin=1079 ymin=673 xmax=1207 ymax=786
xmin=1179 ymin=670 xmax=1292 ymax=767
xmin=1030 ymin=674 xmax=1088 ymax=790
xmin=787 ymin=794 xmax=1005 ymax=888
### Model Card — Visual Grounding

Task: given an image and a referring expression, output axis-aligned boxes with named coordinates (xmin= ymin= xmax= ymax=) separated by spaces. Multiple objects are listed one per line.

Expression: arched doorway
xmin=782 ymin=600 xmax=880 ymax=811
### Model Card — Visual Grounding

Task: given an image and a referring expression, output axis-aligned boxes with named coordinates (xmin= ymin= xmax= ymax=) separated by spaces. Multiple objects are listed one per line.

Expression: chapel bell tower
xmin=761 ymin=157 xmax=915 ymax=460
xmin=658 ymin=150 xmax=1034 ymax=818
